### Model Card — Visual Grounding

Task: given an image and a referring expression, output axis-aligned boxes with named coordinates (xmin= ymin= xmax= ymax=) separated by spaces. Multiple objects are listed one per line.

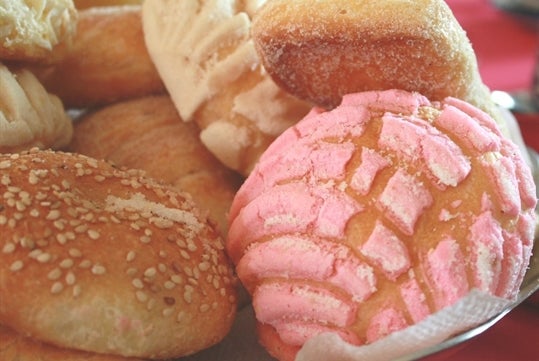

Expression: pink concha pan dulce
xmin=226 ymin=89 xmax=538 ymax=361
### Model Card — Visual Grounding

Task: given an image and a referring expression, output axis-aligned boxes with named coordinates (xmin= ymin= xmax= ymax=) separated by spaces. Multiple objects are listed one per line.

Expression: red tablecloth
xmin=424 ymin=1 xmax=539 ymax=360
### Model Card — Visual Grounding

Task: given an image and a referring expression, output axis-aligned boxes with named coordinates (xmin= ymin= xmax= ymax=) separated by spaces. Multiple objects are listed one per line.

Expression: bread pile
xmin=0 ymin=0 xmax=536 ymax=361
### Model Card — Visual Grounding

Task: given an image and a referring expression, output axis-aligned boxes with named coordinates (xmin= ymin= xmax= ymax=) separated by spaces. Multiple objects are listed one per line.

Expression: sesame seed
xmin=10 ymin=260 xmax=24 ymax=272
xmin=176 ymin=311 xmax=186 ymax=323
xmin=59 ymin=258 xmax=74 ymax=268
xmin=91 ymin=264 xmax=106 ymax=275
xmin=199 ymin=304 xmax=210 ymax=313
xmin=198 ymin=262 xmax=211 ymax=271
xmin=56 ymin=234 xmax=68 ymax=245
xmin=126 ymin=267 xmax=138 ymax=276
xmin=73 ymin=285 xmax=82 ymax=297
xmin=79 ymin=259 xmax=92 ymax=268
xmin=146 ymin=299 xmax=156 ymax=311
xmin=29 ymin=209 xmax=40 ymax=217
xmin=140 ymin=236 xmax=151 ymax=244
xmin=65 ymin=272 xmax=76 ymax=285
xmin=0 ymin=160 xmax=11 ymax=169
xmin=164 ymin=281 xmax=176 ymax=290
xmin=158 ymin=263 xmax=167 ymax=273
xmin=180 ymin=250 xmax=190 ymax=260
xmin=144 ymin=267 xmax=157 ymax=278
xmin=47 ymin=268 xmax=62 ymax=280
xmin=68 ymin=248 xmax=82 ymax=258
xmin=132 ymin=278 xmax=144 ymax=289
xmin=136 ymin=291 xmax=148 ymax=303
xmin=162 ymin=308 xmax=174 ymax=317
xmin=46 ymin=210 xmax=61 ymax=221
xmin=87 ymin=230 xmax=100 ymax=240
xmin=170 ymin=275 xmax=183 ymax=284
xmin=50 ymin=282 xmax=63 ymax=294
xmin=183 ymin=292 xmax=192 ymax=304
xmin=2 ymin=242 xmax=15 ymax=254
xmin=36 ymin=252 xmax=52 ymax=263
xmin=126 ymin=251 xmax=136 ymax=262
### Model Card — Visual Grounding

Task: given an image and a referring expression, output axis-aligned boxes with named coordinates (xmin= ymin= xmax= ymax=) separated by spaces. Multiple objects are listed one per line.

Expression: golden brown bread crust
xmin=0 ymin=324 xmax=142 ymax=361
xmin=251 ymin=0 xmax=505 ymax=130
xmin=27 ymin=5 xmax=165 ymax=109
xmin=0 ymin=148 xmax=237 ymax=359
xmin=0 ymin=63 xmax=73 ymax=153
xmin=0 ymin=0 xmax=78 ymax=62
xmin=68 ymin=95 xmax=243 ymax=236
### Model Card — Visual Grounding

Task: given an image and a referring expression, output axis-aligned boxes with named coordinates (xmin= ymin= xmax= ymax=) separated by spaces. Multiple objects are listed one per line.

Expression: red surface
xmin=423 ymin=1 xmax=539 ymax=360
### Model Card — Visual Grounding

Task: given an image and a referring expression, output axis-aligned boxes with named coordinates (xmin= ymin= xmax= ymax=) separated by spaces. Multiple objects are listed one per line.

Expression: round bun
xmin=251 ymin=0 xmax=505 ymax=129
xmin=28 ymin=5 xmax=165 ymax=109
xmin=0 ymin=0 xmax=78 ymax=61
xmin=0 ymin=324 xmax=142 ymax=361
xmin=0 ymin=63 xmax=73 ymax=153
xmin=68 ymin=95 xmax=243 ymax=236
xmin=226 ymin=90 xmax=537 ymax=361
xmin=0 ymin=148 xmax=237 ymax=359
xmin=142 ymin=0 xmax=311 ymax=175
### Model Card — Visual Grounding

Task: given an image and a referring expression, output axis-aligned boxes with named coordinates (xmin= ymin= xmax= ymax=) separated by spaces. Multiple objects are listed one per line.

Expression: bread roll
xmin=0 ymin=324 xmax=142 ymax=361
xmin=68 ymin=95 xmax=243 ymax=236
xmin=227 ymin=90 xmax=537 ymax=361
xmin=27 ymin=5 xmax=165 ymax=109
xmin=142 ymin=0 xmax=311 ymax=176
xmin=251 ymin=0 xmax=507 ymax=132
xmin=0 ymin=148 xmax=237 ymax=359
xmin=0 ymin=63 xmax=73 ymax=153
xmin=0 ymin=0 xmax=77 ymax=61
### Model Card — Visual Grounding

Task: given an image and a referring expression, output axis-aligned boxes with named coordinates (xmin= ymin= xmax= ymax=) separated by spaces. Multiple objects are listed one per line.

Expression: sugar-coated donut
xmin=27 ymin=5 xmax=165 ymax=109
xmin=0 ymin=148 xmax=237 ymax=359
xmin=0 ymin=0 xmax=78 ymax=61
xmin=0 ymin=324 xmax=142 ymax=361
xmin=68 ymin=95 xmax=243 ymax=237
xmin=251 ymin=0 xmax=506 ymax=132
xmin=0 ymin=63 xmax=73 ymax=153
xmin=226 ymin=90 xmax=537 ymax=361
xmin=142 ymin=0 xmax=311 ymax=176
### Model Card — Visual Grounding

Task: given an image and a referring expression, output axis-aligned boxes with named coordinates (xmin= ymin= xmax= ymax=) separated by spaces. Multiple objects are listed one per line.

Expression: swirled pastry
xmin=0 ymin=63 xmax=73 ymax=153
xmin=142 ymin=0 xmax=311 ymax=176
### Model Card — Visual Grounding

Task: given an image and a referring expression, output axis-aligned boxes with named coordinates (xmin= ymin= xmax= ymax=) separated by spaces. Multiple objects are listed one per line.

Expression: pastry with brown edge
xmin=251 ymin=0 xmax=508 ymax=133
xmin=27 ymin=5 xmax=165 ymax=109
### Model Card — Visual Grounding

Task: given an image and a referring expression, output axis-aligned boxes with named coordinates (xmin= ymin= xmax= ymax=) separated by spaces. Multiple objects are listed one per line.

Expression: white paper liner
xmin=296 ymin=289 xmax=512 ymax=361
xmin=181 ymin=289 xmax=512 ymax=361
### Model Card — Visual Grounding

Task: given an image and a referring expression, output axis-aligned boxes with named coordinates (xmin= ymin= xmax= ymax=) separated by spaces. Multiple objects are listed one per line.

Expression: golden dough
xmin=0 ymin=0 xmax=78 ymax=61
xmin=0 ymin=148 xmax=237 ymax=359
xmin=0 ymin=62 xmax=73 ymax=153
xmin=74 ymin=0 xmax=141 ymax=8
xmin=142 ymin=0 xmax=311 ymax=176
xmin=0 ymin=324 xmax=142 ymax=361
xmin=251 ymin=0 xmax=507 ymax=131
xmin=68 ymin=95 xmax=243 ymax=236
xmin=27 ymin=5 xmax=165 ymax=109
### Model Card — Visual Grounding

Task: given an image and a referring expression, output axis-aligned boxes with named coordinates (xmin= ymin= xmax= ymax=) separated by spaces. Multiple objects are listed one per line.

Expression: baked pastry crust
xmin=0 ymin=324 xmax=142 ymax=361
xmin=0 ymin=0 xmax=78 ymax=61
xmin=142 ymin=0 xmax=311 ymax=175
xmin=251 ymin=0 xmax=506 ymax=131
xmin=68 ymin=95 xmax=243 ymax=236
xmin=28 ymin=5 xmax=165 ymax=109
xmin=0 ymin=62 xmax=73 ymax=152
xmin=0 ymin=148 xmax=237 ymax=359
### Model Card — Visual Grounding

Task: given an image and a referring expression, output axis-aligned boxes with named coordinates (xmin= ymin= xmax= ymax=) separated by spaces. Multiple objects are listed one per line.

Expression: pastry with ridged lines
xmin=227 ymin=89 xmax=537 ymax=361
xmin=142 ymin=0 xmax=311 ymax=176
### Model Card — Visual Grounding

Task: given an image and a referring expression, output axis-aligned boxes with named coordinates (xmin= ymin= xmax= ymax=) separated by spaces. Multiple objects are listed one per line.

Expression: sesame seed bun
xmin=0 ymin=148 xmax=237 ymax=359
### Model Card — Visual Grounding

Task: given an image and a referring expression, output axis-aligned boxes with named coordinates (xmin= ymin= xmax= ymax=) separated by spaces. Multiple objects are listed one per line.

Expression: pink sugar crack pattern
xmin=226 ymin=90 xmax=537 ymax=350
